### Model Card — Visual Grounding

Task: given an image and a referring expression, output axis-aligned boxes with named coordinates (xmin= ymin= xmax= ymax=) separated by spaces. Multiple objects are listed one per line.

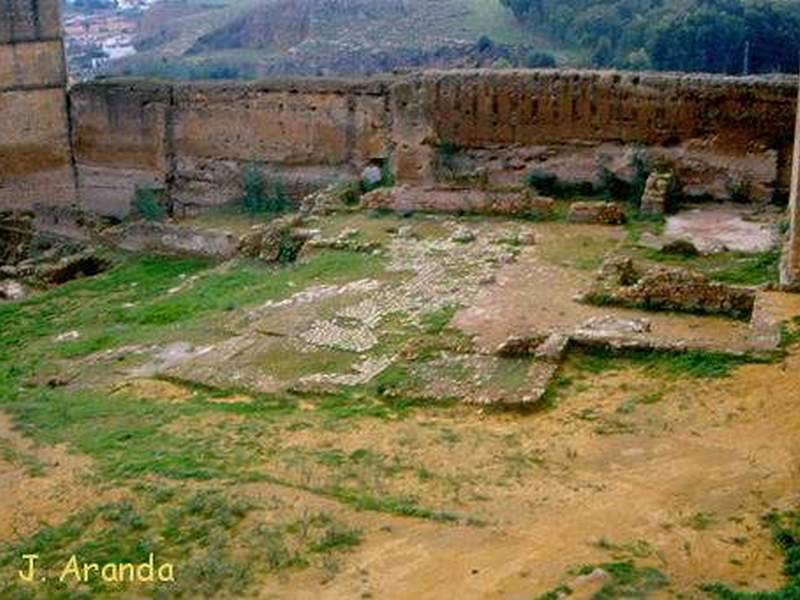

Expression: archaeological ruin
xmin=4 ymin=0 xmax=800 ymax=597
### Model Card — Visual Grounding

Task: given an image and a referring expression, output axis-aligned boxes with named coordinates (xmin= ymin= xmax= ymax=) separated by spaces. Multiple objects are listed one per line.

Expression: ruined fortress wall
xmin=71 ymin=78 xmax=390 ymax=216
xmin=169 ymin=79 xmax=389 ymax=212
xmin=1 ymin=0 xmax=795 ymax=216
xmin=69 ymin=70 xmax=797 ymax=216
xmin=393 ymin=70 xmax=798 ymax=201
xmin=70 ymin=82 xmax=171 ymax=216
xmin=0 ymin=0 xmax=75 ymax=208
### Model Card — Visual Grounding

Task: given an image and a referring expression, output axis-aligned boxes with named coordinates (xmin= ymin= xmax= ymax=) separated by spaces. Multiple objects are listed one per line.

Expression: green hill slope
xmin=108 ymin=0 xmax=573 ymax=79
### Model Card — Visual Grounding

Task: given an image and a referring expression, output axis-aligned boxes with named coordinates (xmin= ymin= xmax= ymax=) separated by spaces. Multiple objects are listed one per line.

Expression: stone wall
xmin=67 ymin=70 xmax=798 ymax=216
xmin=0 ymin=0 xmax=75 ymax=208
xmin=393 ymin=70 xmax=797 ymax=202
xmin=71 ymin=78 xmax=391 ymax=216
xmin=3 ymin=50 xmax=798 ymax=216
xmin=782 ymin=85 xmax=800 ymax=287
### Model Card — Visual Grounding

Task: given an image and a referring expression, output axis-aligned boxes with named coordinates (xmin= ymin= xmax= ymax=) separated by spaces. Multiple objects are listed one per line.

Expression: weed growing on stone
xmin=780 ymin=316 xmax=800 ymax=348
xmin=637 ymin=248 xmax=781 ymax=286
xmin=132 ymin=187 xmax=168 ymax=222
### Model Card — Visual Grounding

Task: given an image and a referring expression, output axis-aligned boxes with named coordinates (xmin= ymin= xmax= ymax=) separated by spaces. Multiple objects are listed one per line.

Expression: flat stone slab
xmin=664 ymin=205 xmax=780 ymax=254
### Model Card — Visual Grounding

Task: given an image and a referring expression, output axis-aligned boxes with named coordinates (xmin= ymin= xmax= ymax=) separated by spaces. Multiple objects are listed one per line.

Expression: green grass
xmin=703 ymin=511 xmax=800 ymax=599
xmin=328 ymin=487 xmax=459 ymax=523
xmin=0 ymin=491 xmax=252 ymax=596
xmin=781 ymin=316 xmax=800 ymax=348
xmin=0 ymin=249 xmax=383 ymax=371
xmin=571 ymin=347 xmax=759 ymax=380
xmin=0 ymin=487 xmax=363 ymax=598
xmin=4 ymin=387 xmax=267 ymax=481
xmin=0 ymin=438 xmax=46 ymax=476
xmin=625 ymin=212 xmax=666 ymax=243
xmin=420 ymin=305 xmax=459 ymax=335
xmin=638 ymin=248 xmax=781 ymax=286
xmin=536 ymin=560 xmax=668 ymax=600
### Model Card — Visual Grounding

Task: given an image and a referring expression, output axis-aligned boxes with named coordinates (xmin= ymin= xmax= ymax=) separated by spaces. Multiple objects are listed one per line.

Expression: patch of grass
xmin=537 ymin=560 xmax=668 ymax=600
xmin=572 ymin=347 xmax=757 ymax=380
xmin=3 ymin=387 xmax=246 ymax=481
xmin=329 ymin=487 xmax=459 ymax=524
xmin=257 ymin=344 xmax=358 ymax=380
xmin=0 ymin=249 xmax=384 ymax=371
xmin=595 ymin=538 xmax=657 ymax=560
xmin=686 ymin=511 xmax=716 ymax=531
xmin=639 ymin=248 xmax=781 ymax=286
xmin=591 ymin=561 xmax=668 ymax=598
xmin=539 ymin=374 xmax=573 ymax=408
xmin=706 ymin=250 xmax=781 ymax=286
xmin=703 ymin=510 xmax=800 ymax=599
xmin=0 ymin=485 xmax=367 ymax=598
xmin=420 ymin=305 xmax=459 ymax=335
xmin=625 ymin=211 xmax=666 ymax=243
xmin=780 ymin=316 xmax=800 ymax=348
xmin=0 ymin=438 xmax=46 ymax=476
xmin=594 ymin=417 xmax=636 ymax=436
xmin=0 ymin=490 xmax=253 ymax=596
xmin=616 ymin=392 xmax=663 ymax=414
xmin=309 ymin=523 xmax=362 ymax=553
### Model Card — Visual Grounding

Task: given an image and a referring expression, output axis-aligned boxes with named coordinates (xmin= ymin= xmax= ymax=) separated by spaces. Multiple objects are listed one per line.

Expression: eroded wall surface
xmin=782 ymin=85 xmax=800 ymax=287
xmin=71 ymin=78 xmax=391 ymax=216
xmin=69 ymin=70 xmax=798 ymax=216
xmin=393 ymin=70 xmax=797 ymax=201
xmin=0 ymin=0 xmax=75 ymax=208
xmin=0 ymin=64 xmax=791 ymax=216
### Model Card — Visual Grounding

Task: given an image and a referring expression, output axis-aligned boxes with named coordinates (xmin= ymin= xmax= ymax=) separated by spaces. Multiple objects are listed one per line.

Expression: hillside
xmin=106 ymin=0 xmax=571 ymax=79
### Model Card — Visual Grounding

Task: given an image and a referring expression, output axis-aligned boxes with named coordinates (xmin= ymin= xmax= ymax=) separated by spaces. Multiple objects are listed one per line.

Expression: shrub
xmin=476 ymin=35 xmax=495 ymax=53
xmin=599 ymin=166 xmax=634 ymax=201
xmin=277 ymin=231 xmax=304 ymax=265
xmin=525 ymin=51 xmax=556 ymax=68
xmin=241 ymin=165 xmax=293 ymax=214
xmin=336 ymin=181 xmax=363 ymax=205
xmin=436 ymin=140 xmax=462 ymax=172
xmin=526 ymin=171 xmax=559 ymax=195
xmin=727 ymin=175 xmax=753 ymax=203
xmin=361 ymin=163 xmax=395 ymax=193
xmin=132 ymin=187 xmax=167 ymax=222
xmin=526 ymin=170 xmax=596 ymax=198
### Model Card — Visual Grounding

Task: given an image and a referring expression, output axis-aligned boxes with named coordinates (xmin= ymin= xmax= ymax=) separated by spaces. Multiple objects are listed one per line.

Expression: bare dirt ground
xmin=1 ymin=207 xmax=797 ymax=598
xmin=0 ymin=413 xmax=117 ymax=540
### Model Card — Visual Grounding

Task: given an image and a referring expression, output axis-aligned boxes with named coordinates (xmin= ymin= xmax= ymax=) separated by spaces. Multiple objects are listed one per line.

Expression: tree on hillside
xmin=500 ymin=0 xmax=543 ymax=21
xmin=497 ymin=0 xmax=800 ymax=74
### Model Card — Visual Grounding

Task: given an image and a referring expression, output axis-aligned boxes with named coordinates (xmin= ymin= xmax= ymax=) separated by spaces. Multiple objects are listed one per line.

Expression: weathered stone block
xmin=102 ymin=222 xmax=240 ymax=259
xmin=0 ymin=40 xmax=65 ymax=91
xmin=640 ymin=171 xmax=678 ymax=215
xmin=567 ymin=201 xmax=626 ymax=225
xmin=585 ymin=256 xmax=756 ymax=319
xmin=0 ymin=0 xmax=62 ymax=44
xmin=0 ymin=88 xmax=75 ymax=207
